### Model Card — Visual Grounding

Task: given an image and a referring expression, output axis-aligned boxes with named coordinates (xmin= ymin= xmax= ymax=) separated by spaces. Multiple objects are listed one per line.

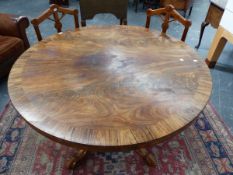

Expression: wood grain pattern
xmin=8 ymin=26 xmax=212 ymax=151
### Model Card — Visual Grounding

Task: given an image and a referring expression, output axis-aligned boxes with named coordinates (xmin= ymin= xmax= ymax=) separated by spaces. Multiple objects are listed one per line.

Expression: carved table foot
xmin=66 ymin=149 xmax=87 ymax=169
xmin=136 ymin=148 xmax=156 ymax=166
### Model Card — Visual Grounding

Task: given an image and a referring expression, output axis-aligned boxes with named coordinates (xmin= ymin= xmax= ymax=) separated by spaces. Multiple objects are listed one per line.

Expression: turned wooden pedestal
xmin=66 ymin=148 xmax=157 ymax=169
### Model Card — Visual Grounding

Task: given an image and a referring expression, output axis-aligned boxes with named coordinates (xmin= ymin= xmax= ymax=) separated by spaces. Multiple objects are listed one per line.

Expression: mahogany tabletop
xmin=8 ymin=26 xmax=212 ymax=151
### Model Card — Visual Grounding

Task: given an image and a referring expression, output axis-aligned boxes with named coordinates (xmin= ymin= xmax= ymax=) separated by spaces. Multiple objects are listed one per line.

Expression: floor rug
xmin=0 ymin=102 xmax=233 ymax=175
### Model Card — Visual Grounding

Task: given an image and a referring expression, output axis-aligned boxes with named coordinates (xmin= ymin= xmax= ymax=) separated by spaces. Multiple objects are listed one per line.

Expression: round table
xmin=8 ymin=25 xmax=212 ymax=168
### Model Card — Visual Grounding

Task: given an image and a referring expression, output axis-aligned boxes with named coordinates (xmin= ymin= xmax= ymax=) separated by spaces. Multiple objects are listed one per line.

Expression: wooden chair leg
xmin=205 ymin=26 xmax=227 ymax=68
xmin=81 ymin=20 xmax=86 ymax=27
xmin=124 ymin=19 xmax=127 ymax=25
xmin=135 ymin=0 xmax=139 ymax=12
xmin=120 ymin=19 xmax=127 ymax=25
xmin=195 ymin=21 xmax=209 ymax=49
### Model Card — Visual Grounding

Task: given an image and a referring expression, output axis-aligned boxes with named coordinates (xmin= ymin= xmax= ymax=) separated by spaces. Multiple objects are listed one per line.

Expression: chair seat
xmin=0 ymin=35 xmax=24 ymax=64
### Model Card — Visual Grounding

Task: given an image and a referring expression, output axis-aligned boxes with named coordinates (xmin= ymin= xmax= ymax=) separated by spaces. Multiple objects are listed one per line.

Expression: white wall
xmin=220 ymin=0 xmax=233 ymax=33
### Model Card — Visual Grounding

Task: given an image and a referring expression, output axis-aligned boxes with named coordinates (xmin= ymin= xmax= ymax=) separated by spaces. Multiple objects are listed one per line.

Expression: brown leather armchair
xmin=0 ymin=13 xmax=30 ymax=79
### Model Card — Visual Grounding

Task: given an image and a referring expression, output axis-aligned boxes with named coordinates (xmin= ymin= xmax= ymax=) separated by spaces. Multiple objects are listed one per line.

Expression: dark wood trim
xmin=205 ymin=58 xmax=216 ymax=68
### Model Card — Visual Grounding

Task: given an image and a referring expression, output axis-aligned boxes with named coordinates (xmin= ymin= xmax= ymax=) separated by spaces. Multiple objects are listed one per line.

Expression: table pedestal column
xmin=136 ymin=148 xmax=157 ymax=166
xmin=66 ymin=149 xmax=87 ymax=169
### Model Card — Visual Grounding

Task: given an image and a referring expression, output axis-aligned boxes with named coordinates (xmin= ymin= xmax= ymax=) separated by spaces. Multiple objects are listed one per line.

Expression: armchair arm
xmin=0 ymin=13 xmax=30 ymax=49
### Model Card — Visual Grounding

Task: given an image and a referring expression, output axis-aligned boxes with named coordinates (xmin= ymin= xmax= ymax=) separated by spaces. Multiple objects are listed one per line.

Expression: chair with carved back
xmin=31 ymin=4 xmax=79 ymax=41
xmin=159 ymin=0 xmax=194 ymax=17
xmin=145 ymin=5 xmax=192 ymax=42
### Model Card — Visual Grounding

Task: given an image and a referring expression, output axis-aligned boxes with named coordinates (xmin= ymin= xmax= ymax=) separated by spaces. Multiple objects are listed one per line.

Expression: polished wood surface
xmin=8 ymin=26 xmax=212 ymax=151
xmin=146 ymin=5 xmax=192 ymax=42
xmin=31 ymin=4 xmax=79 ymax=41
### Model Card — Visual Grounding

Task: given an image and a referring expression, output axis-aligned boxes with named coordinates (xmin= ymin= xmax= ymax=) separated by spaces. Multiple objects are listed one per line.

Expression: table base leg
xmin=66 ymin=149 xmax=87 ymax=169
xmin=136 ymin=148 xmax=156 ymax=166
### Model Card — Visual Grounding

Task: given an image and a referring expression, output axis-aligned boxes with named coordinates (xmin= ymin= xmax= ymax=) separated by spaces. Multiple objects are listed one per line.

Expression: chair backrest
xmin=145 ymin=5 xmax=192 ymax=42
xmin=31 ymin=4 xmax=79 ymax=41
xmin=79 ymin=0 xmax=128 ymax=26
